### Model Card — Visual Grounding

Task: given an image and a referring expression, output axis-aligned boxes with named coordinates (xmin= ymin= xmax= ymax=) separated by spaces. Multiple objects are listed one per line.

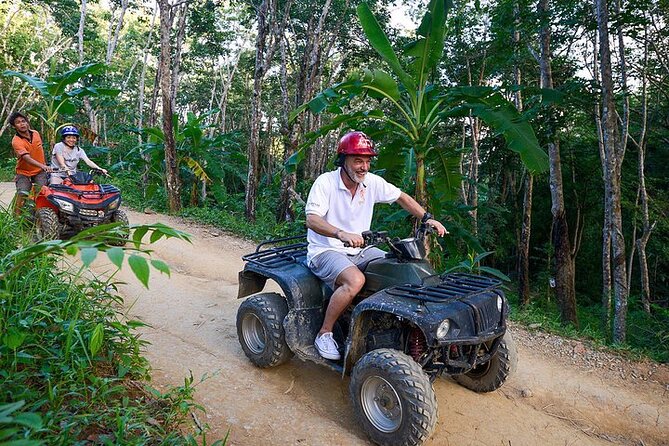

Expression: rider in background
xmin=305 ymin=131 xmax=447 ymax=360
xmin=49 ymin=125 xmax=108 ymax=185
xmin=9 ymin=111 xmax=51 ymax=216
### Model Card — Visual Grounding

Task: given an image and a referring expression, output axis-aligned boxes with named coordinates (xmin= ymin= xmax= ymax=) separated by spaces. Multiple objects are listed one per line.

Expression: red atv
xmin=34 ymin=169 xmax=129 ymax=242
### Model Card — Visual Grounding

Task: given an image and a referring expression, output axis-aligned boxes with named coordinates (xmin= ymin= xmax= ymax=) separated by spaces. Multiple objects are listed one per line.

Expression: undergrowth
xmin=507 ymin=290 xmax=669 ymax=363
xmin=0 ymin=208 xmax=224 ymax=445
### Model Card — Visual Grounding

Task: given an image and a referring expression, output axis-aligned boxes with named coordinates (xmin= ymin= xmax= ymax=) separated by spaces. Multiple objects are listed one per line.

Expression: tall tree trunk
xmin=159 ymin=0 xmax=181 ymax=213
xmin=245 ymin=0 xmax=272 ymax=222
xmin=595 ymin=0 xmax=628 ymax=343
xmin=635 ymin=26 xmax=655 ymax=314
xmin=514 ymin=2 xmax=533 ymax=307
xmin=106 ymin=0 xmax=129 ymax=64
xmin=148 ymin=63 xmax=162 ymax=128
xmin=170 ymin=3 xmax=189 ymax=111
xmin=539 ymin=0 xmax=577 ymax=325
xmin=78 ymin=0 xmax=98 ymax=139
xmin=245 ymin=0 xmax=292 ymax=221
xmin=277 ymin=34 xmax=297 ymax=222
xmin=138 ymin=4 xmax=157 ymax=189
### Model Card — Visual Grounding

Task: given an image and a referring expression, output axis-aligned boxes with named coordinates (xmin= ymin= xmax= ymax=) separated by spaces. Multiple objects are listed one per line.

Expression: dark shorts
xmin=309 ymin=247 xmax=386 ymax=290
xmin=15 ymin=172 xmax=48 ymax=195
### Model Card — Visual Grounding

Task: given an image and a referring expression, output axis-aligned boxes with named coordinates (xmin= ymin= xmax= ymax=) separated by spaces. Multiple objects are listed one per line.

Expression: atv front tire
xmin=350 ymin=349 xmax=437 ymax=446
xmin=236 ymin=293 xmax=293 ymax=368
xmin=453 ymin=330 xmax=518 ymax=393
xmin=110 ymin=210 xmax=130 ymax=246
xmin=35 ymin=208 xmax=60 ymax=240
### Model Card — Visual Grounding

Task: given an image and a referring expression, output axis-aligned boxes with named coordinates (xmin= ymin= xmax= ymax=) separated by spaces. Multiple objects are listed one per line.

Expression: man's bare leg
xmin=13 ymin=192 xmax=26 ymax=217
xmin=318 ymin=265 xmax=365 ymax=335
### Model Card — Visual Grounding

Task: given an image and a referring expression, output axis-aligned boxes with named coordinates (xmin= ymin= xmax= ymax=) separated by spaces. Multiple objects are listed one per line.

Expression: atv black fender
xmin=238 ymin=259 xmax=330 ymax=363
xmin=238 ymin=261 xmax=324 ymax=310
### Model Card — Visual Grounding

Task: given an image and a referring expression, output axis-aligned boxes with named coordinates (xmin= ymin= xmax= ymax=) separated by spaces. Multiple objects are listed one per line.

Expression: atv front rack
xmin=242 ymin=234 xmax=307 ymax=268
xmin=50 ymin=184 xmax=120 ymax=197
xmin=387 ymin=273 xmax=501 ymax=303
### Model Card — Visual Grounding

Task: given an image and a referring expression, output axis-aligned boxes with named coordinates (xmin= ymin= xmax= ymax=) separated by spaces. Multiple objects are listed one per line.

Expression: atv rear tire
xmin=110 ymin=210 xmax=130 ymax=246
xmin=35 ymin=208 xmax=60 ymax=240
xmin=350 ymin=349 xmax=437 ymax=446
xmin=453 ymin=331 xmax=518 ymax=393
xmin=236 ymin=293 xmax=293 ymax=368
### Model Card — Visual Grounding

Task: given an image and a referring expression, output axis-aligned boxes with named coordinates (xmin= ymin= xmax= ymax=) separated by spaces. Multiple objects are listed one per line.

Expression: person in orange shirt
xmin=8 ymin=112 xmax=51 ymax=216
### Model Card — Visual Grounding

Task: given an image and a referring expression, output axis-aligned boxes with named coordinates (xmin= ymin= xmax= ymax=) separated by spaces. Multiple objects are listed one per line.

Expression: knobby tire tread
xmin=351 ymin=348 xmax=437 ymax=446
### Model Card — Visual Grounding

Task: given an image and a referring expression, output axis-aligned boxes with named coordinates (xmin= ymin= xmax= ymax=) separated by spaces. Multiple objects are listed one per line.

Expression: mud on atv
xmin=34 ymin=169 xmax=129 ymax=243
xmin=236 ymin=226 xmax=517 ymax=446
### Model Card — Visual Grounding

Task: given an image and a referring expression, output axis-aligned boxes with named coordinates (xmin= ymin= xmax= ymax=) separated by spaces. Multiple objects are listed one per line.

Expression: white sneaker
xmin=315 ymin=332 xmax=341 ymax=360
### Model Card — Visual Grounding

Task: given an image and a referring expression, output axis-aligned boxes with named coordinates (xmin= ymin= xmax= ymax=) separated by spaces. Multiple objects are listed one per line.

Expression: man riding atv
xmin=306 ymin=131 xmax=446 ymax=360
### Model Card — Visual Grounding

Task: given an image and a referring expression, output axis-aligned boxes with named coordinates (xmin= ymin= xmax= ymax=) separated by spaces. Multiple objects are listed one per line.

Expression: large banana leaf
xmin=443 ymin=86 xmax=548 ymax=173
xmin=362 ymin=69 xmax=400 ymax=101
xmin=428 ymin=147 xmax=462 ymax=201
xmin=404 ymin=0 xmax=449 ymax=83
xmin=48 ymin=63 xmax=106 ymax=96
xmin=2 ymin=71 xmax=49 ymax=96
xmin=356 ymin=3 xmax=416 ymax=92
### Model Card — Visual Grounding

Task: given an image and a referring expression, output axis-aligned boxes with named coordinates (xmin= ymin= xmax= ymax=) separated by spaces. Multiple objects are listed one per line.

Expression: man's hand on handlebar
xmin=425 ymin=219 xmax=448 ymax=237
xmin=339 ymin=231 xmax=365 ymax=248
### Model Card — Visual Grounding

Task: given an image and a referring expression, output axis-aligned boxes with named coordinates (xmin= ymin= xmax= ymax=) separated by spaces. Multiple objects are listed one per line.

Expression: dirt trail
xmin=1 ymin=183 xmax=666 ymax=446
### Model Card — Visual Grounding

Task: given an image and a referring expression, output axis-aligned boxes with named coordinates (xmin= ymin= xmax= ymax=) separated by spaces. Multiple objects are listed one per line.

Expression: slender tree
xmin=538 ymin=0 xmax=577 ymax=325
xmin=595 ymin=0 xmax=628 ymax=343
xmin=159 ymin=0 xmax=182 ymax=212
xmin=245 ymin=0 xmax=292 ymax=221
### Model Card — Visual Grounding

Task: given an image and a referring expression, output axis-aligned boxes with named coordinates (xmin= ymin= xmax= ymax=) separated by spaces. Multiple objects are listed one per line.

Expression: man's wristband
xmin=421 ymin=212 xmax=433 ymax=223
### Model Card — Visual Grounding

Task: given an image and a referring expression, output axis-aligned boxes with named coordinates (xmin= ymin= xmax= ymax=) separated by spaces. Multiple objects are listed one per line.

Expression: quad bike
xmin=236 ymin=225 xmax=517 ymax=446
xmin=33 ymin=168 xmax=129 ymax=242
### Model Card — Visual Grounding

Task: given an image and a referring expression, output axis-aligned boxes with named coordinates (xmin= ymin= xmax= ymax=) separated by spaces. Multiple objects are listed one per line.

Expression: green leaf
xmin=3 ymin=328 xmax=27 ymax=349
xmin=12 ymin=412 xmax=43 ymax=430
xmin=428 ymin=149 xmax=461 ymax=201
xmin=151 ymin=259 xmax=170 ymax=277
xmin=0 ymin=402 xmax=25 ymax=419
xmin=89 ymin=323 xmax=104 ymax=356
xmin=149 ymin=230 xmax=164 ymax=244
xmin=128 ymin=254 xmax=150 ymax=288
xmin=80 ymin=247 xmax=98 ymax=267
xmin=2 ymin=71 xmax=49 ymax=96
xmin=406 ymin=0 xmax=448 ymax=79
xmin=479 ymin=266 xmax=511 ymax=282
xmin=132 ymin=227 xmax=150 ymax=248
xmin=47 ymin=63 xmax=105 ymax=96
xmin=446 ymin=87 xmax=548 ymax=173
xmin=363 ymin=69 xmax=400 ymax=101
xmin=356 ymin=3 xmax=416 ymax=92
xmin=106 ymin=247 xmax=124 ymax=268
xmin=307 ymin=95 xmax=329 ymax=114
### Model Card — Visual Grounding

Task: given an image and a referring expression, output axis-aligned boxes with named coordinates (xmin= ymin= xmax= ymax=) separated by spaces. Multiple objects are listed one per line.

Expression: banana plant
xmin=129 ymin=111 xmax=243 ymax=203
xmin=289 ymin=0 xmax=548 ymax=207
xmin=3 ymin=63 xmax=119 ymax=146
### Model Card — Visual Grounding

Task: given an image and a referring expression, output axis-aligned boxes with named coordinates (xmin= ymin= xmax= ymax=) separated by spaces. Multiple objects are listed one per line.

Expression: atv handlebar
xmin=50 ymin=168 xmax=109 ymax=177
xmin=342 ymin=223 xmax=437 ymax=261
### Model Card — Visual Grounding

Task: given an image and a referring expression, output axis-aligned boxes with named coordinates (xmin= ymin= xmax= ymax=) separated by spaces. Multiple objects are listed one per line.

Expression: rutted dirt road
xmin=1 ymin=183 xmax=667 ymax=446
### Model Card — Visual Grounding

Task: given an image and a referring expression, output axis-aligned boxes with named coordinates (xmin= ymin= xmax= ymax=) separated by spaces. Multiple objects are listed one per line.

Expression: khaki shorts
xmin=14 ymin=172 xmax=48 ymax=194
xmin=309 ymin=247 xmax=386 ymax=290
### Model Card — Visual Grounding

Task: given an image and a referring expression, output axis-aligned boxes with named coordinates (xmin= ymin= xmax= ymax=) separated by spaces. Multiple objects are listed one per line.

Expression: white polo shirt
xmin=305 ymin=168 xmax=401 ymax=263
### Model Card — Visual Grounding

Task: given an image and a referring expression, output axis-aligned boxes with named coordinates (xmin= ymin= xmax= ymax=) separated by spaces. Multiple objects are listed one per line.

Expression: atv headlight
xmin=108 ymin=197 xmax=120 ymax=210
xmin=436 ymin=319 xmax=451 ymax=340
xmin=497 ymin=296 xmax=503 ymax=312
xmin=53 ymin=198 xmax=74 ymax=213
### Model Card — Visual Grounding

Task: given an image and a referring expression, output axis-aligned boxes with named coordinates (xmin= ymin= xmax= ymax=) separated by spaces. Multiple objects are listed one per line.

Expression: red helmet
xmin=337 ymin=131 xmax=378 ymax=156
